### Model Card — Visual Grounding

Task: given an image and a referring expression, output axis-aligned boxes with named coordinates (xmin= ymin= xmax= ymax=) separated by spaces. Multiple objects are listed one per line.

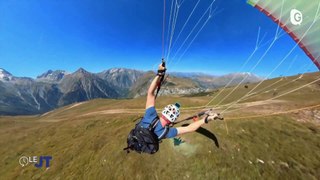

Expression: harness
xmin=123 ymin=116 xmax=169 ymax=154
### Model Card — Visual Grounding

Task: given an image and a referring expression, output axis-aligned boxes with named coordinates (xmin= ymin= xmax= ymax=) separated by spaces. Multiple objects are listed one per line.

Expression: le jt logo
xmin=19 ymin=156 xmax=52 ymax=168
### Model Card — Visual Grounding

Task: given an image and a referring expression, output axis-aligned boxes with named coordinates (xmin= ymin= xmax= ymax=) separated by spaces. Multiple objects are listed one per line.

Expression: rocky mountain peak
xmin=68 ymin=68 xmax=92 ymax=79
xmin=37 ymin=70 xmax=67 ymax=82
xmin=75 ymin=68 xmax=89 ymax=74
xmin=0 ymin=68 xmax=14 ymax=81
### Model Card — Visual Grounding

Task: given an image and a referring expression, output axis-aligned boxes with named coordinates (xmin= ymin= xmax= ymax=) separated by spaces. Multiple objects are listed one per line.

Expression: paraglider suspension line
xmin=162 ymin=0 xmax=166 ymax=59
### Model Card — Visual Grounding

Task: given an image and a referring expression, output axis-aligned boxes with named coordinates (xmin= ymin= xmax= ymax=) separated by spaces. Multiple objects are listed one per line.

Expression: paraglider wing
xmin=247 ymin=0 xmax=320 ymax=70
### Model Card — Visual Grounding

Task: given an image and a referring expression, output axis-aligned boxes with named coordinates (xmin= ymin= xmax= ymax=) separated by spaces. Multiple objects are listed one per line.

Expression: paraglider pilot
xmin=142 ymin=63 xmax=221 ymax=138
xmin=124 ymin=63 xmax=222 ymax=154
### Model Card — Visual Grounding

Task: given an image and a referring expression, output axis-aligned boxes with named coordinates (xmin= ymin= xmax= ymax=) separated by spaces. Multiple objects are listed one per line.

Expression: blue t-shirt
xmin=139 ymin=106 xmax=177 ymax=139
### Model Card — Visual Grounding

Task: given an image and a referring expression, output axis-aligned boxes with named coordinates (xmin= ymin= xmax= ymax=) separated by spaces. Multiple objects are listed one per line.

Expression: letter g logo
xmin=290 ymin=9 xmax=303 ymax=25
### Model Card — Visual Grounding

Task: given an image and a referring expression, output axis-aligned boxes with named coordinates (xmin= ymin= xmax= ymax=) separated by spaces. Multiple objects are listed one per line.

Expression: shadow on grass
xmin=182 ymin=123 xmax=219 ymax=148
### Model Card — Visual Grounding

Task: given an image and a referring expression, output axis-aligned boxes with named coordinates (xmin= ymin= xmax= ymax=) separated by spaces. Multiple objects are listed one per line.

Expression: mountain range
xmin=0 ymin=68 xmax=261 ymax=115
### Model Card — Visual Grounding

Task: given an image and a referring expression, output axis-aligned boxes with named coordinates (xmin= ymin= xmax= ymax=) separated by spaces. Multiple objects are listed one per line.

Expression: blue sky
xmin=0 ymin=0 xmax=318 ymax=78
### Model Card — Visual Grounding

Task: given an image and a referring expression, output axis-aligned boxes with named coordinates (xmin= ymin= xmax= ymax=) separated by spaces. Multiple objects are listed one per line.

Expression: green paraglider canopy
xmin=247 ymin=0 xmax=320 ymax=70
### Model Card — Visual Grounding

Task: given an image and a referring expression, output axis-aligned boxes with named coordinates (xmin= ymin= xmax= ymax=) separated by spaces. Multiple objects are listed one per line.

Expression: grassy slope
xmin=0 ymin=72 xmax=320 ymax=179
xmin=205 ymin=72 xmax=320 ymax=114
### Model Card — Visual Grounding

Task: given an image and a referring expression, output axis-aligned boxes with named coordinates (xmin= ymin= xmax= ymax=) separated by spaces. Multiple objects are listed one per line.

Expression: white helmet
xmin=162 ymin=103 xmax=180 ymax=123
